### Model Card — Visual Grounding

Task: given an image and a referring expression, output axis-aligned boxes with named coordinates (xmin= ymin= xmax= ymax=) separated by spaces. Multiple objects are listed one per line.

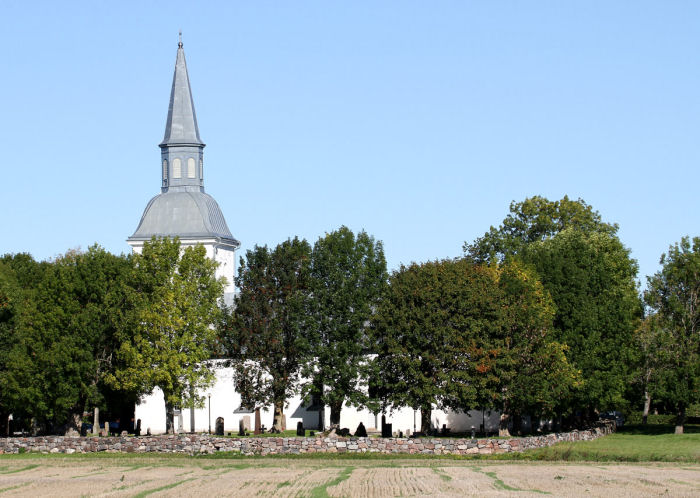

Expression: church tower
xmin=128 ymin=37 xmax=240 ymax=305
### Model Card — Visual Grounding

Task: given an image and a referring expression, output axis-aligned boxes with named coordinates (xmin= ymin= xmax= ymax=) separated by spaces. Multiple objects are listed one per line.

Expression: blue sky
xmin=1 ymin=1 xmax=698 ymax=286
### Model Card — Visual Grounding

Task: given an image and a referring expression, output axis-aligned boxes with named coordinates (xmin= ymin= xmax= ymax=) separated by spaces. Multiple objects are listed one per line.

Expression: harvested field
xmin=0 ymin=456 xmax=698 ymax=496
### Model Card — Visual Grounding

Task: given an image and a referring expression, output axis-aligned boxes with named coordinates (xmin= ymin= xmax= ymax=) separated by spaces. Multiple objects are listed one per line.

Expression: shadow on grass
xmin=618 ymin=424 xmax=700 ymax=435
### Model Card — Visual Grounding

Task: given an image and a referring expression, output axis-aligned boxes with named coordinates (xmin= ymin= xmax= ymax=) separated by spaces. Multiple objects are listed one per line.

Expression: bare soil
xmin=0 ymin=457 xmax=698 ymax=497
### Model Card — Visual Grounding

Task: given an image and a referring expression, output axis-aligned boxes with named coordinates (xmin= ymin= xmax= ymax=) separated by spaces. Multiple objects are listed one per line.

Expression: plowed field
xmin=0 ymin=456 xmax=698 ymax=496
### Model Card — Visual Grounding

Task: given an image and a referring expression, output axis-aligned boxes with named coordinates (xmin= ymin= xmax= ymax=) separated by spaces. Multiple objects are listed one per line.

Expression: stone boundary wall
xmin=0 ymin=425 xmax=613 ymax=456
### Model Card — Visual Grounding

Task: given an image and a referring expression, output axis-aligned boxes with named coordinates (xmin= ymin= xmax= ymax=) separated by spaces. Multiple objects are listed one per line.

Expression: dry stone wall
xmin=0 ymin=425 xmax=613 ymax=456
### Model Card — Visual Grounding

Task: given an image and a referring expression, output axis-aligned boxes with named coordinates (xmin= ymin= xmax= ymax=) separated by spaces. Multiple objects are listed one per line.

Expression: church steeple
xmin=159 ymin=33 xmax=205 ymax=193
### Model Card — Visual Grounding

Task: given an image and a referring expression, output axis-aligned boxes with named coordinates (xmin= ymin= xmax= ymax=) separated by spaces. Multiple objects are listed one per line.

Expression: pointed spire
xmin=160 ymin=34 xmax=204 ymax=147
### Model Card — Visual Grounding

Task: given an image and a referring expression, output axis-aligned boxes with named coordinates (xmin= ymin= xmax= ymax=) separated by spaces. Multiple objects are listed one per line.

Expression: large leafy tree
xmin=644 ymin=236 xmax=700 ymax=434
xmin=465 ymin=195 xmax=617 ymax=262
xmin=107 ymin=238 xmax=224 ymax=434
xmin=305 ymin=227 xmax=388 ymax=427
xmin=0 ymin=248 xmax=129 ymax=434
xmin=465 ymin=196 xmax=641 ymax=419
xmin=370 ymin=258 xmax=575 ymax=434
xmin=225 ymin=237 xmax=312 ymax=431
xmin=493 ymin=261 xmax=580 ymax=435
xmin=0 ymin=254 xmax=47 ymax=434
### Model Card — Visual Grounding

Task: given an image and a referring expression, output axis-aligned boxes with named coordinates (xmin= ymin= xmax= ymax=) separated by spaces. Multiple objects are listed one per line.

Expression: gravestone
xmin=93 ymin=407 xmax=99 ymax=435
xmin=239 ymin=419 xmax=246 ymax=436
xmin=381 ymin=422 xmax=392 ymax=438
xmin=254 ymin=408 xmax=261 ymax=435
xmin=296 ymin=421 xmax=304 ymax=437
xmin=354 ymin=422 xmax=367 ymax=437
xmin=241 ymin=415 xmax=251 ymax=432
xmin=215 ymin=417 xmax=224 ymax=436
xmin=135 ymin=419 xmax=141 ymax=437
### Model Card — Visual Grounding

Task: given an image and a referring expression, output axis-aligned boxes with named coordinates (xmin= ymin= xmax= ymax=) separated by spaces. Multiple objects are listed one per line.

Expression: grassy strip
xmin=472 ymin=466 xmax=551 ymax=494
xmin=308 ymin=466 xmax=354 ymax=498
xmin=0 ymin=482 xmax=31 ymax=494
xmin=0 ymin=464 xmax=40 ymax=474
xmin=131 ymin=477 xmax=196 ymax=498
xmin=432 ymin=467 xmax=452 ymax=481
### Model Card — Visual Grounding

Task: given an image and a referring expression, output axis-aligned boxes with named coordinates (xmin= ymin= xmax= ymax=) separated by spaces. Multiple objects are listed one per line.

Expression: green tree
xmin=225 ymin=237 xmax=312 ymax=431
xmin=644 ymin=236 xmax=700 ymax=434
xmin=107 ymin=238 xmax=224 ymax=434
xmin=493 ymin=261 xmax=580 ymax=435
xmin=0 ymin=248 xmax=130 ymax=434
xmin=370 ymin=259 xmax=573 ymax=434
xmin=464 ymin=195 xmax=617 ymax=262
xmin=631 ymin=315 xmax=667 ymax=424
xmin=0 ymin=255 xmax=45 ymax=434
xmin=465 ymin=196 xmax=641 ymax=420
xmin=305 ymin=226 xmax=388 ymax=427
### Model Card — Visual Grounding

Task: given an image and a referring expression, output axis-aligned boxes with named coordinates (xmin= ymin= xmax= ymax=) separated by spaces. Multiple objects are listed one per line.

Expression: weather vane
xmin=178 ymin=30 xmax=183 ymax=48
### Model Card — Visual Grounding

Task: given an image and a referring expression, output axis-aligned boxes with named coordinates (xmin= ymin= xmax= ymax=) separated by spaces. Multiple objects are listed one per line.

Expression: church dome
xmin=129 ymin=191 xmax=239 ymax=245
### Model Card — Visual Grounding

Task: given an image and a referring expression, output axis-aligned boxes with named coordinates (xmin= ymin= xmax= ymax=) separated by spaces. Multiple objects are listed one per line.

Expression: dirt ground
xmin=0 ymin=457 xmax=698 ymax=497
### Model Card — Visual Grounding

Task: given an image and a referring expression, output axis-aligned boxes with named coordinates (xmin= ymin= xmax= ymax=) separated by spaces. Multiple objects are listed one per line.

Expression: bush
xmin=626 ymin=413 xmax=676 ymax=425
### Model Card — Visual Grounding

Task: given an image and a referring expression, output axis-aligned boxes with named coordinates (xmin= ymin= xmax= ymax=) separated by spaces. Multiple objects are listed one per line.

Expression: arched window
xmin=162 ymin=159 xmax=168 ymax=181
xmin=173 ymin=158 xmax=182 ymax=178
xmin=200 ymin=159 xmax=203 ymax=180
xmin=187 ymin=158 xmax=196 ymax=178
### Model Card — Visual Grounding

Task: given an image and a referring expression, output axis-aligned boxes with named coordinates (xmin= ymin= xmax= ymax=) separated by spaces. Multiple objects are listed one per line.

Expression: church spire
xmin=159 ymin=34 xmax=205 ymax=193
xmin=160 ymin=33 xmax=203 ymax=147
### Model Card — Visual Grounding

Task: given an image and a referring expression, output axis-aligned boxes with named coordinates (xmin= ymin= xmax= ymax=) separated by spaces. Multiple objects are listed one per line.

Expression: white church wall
xmin=126 ymin=238 xmax=236 ymax=306
xmin=134 ymin=366 xmax=504 ymax=436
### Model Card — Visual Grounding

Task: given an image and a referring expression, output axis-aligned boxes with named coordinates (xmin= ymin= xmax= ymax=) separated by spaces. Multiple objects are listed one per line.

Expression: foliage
xmin=224 ymin=237 xmax=312 ymax=431
xmin=644 ymin=236 xmax=700 ymax=433
xmin=304 ymin=226 xmax=388 ymax=425
xmin=464 ymin=196 xmax=642 ymax=417
xmin=464 ymin=195 xmax=617 ymax=263
xmin=107 ymin=238 xmax=224 ymax=433
xmin=370 ymin=258 xmax=577 ymax=433
xmin=0 ymin=248 xmax=130 ymax=432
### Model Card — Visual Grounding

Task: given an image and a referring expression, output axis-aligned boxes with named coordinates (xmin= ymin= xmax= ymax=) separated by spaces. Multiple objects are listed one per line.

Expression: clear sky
xmin=1 ymin=1 xmax=698 ymax=286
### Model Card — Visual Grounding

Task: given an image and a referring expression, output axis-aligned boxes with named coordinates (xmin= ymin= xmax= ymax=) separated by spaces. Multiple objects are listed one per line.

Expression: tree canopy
xmin=644 ymin=236 xmax=700 ymax=434
xmin=224 ymin=237 xmax=312 ymax=431
xmin=305 ymin=226 xmax=388 ymax=426
xmin=106 ymin=238 xmax=224 ymax=434
xmin=370 ymin=258 xmax=576 ymax=434
xmin=464 ymin=196 xmax=641 ymax=419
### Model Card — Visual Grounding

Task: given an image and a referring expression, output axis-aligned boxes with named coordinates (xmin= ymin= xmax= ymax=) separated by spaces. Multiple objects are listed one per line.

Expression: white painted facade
xmin=127 ymin=238 xmax=236 ymax=306
xmin=135 ymin=366 xmax=502 ymax=435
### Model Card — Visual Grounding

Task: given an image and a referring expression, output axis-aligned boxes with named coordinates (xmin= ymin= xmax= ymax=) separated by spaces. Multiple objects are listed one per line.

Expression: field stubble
xmin=0 ymin=455 xmax=699 ymax=497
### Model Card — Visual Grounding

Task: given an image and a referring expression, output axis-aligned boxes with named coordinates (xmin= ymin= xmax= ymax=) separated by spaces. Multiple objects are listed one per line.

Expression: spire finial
xmin=178 ymin=30 xmax=183 ymax=48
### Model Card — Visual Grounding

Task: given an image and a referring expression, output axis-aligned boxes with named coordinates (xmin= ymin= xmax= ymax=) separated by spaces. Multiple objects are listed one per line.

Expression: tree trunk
xmin=675 ymin=404 xmax=686 ymax=435
xmin=165 ymin=400 xmax=175 ymax=434
xmin=499 ymin=412 xmax=511 ymax=437
xmin=642 ymin=390 xmax=651 ymax=425
xmin=329 ymin=400 xmax=343 ymax=427
xmin=420 ymin=405 xmax=431 ymax=434
xmin=272 ymin=400 xmax=284 ymax=432
xmin=66 ymin=411 xmax=82 ymax=435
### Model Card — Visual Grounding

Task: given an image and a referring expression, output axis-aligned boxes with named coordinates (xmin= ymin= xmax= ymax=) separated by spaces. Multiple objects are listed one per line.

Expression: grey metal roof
xmin=160 ymin=40 xmax=203 ymax=146
xmin=128 ymin=191 xmax=239 ymax=246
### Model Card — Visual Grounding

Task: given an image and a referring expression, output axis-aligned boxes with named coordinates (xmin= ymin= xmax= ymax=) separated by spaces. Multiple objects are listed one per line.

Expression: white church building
xmin=129 ymin=39 xmax=500 ymax=436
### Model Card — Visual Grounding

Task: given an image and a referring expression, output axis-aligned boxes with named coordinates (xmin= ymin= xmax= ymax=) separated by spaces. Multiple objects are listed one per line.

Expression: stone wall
xmin=0 ymin=425 xmax=613 ymax=456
